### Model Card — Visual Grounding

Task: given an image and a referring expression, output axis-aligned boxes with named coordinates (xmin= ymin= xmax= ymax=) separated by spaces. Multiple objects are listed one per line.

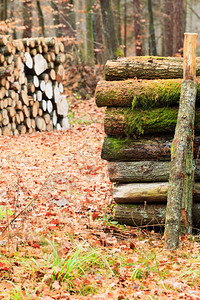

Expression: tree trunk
xmin=51 ymin=0 xmax=62 ymax=37
xmin=173 ymin=0 xmax=184 ymax=55
xmin=163 ymin=0 xmax=173 ymax=56
xmin=101 ymin=136 xmax=200 ymax=162
xmin=148 ymin=0 xmax=157 ymax=56
xmin=93 ymin=2 xmax=104 ymax=64
xmin=108 ymin=161 xmax=200 ymax=183
xmin=104 ymin=107 xmax=200 ymax=137
xmin=105 ymin=56 xmax=200 ymax=81
xmin=165 ymin=33 xmax=198 ymax=250
xmin=114 ymin=182 xmax=200 ymax=204
xmin=114 ymin=0 xmax=121 ymax=45
xmin=114 ymin=203 xmax=200 ymax=227
xmin=85 ymin=0 xmax=95 ymax=65
xmin=22 ymin=0 xmax=32 ymax=38
xmin=36 ymin=0 xmax=45 ymax=37
xmin=133 ymin=0 xmax=142 ymax=56
xmin=95 ymin=78 xmax=200 ymax=108
xmin=100 ymin=0 xmax=121 ymax=60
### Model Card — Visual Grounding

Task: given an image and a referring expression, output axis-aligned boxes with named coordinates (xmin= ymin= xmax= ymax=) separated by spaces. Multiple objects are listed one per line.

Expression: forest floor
xmin=0 ymin=96 xmax=200 ymax=299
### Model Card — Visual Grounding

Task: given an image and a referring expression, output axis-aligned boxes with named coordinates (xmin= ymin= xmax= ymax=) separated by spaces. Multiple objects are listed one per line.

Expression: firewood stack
xmin=0 ymin=35 xmax=69 ymax=136
xmin=95 ymin=56 xmax=200 ymax=228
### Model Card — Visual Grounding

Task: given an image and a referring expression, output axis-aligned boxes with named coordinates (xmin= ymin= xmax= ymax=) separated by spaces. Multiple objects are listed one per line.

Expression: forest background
xmin=0 ymin=0 xmax=200 ymax=67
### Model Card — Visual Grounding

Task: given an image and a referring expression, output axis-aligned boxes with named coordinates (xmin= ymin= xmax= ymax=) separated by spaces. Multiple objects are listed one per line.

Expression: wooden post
xmin=165 ymin=33 xmax=198 ymax=250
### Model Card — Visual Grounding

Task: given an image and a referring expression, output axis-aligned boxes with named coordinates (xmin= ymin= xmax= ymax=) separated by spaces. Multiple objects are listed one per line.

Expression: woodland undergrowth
xmin=0 ymin=96 xmax=200 ymax=299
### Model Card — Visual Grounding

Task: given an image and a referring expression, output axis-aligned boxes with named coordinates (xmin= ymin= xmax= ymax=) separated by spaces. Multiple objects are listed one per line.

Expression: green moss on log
xmin=104 ymin=107 xmax=200 ymax=137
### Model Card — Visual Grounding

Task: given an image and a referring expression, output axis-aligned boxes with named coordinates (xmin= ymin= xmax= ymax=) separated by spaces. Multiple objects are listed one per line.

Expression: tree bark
xmin=22 ymin=0 xmax=32 ymax=38
xmin=148 ymin=0 xmax=157 ymax=56
xmin=100 ymin=0 xmax=121 ymax=60
xmin=165 ymin=33 xmax=198 ymax=249
xmin=114 ymin=203 xmax=200 ymax=227
xmin=173 ymin=0 xmax=184 ymax=55
xmin=36 ymin=0 xmax=45 ymax=37
xmin=95 ymin=78 xmax=200 ymax=108
xmin=101 ymin=136 xmax=200 ymax=162
xmin=114 ymin=182 xmax=200 ymax=204
xmin=104 ymin=56 xmax=200 ymax=81
xmin=108 ymin=161 xmax=200 ymax=183
xmin=104 ymin=107 xmax=200 ymax=137
xmin=163 ymin=0 xmax=173 ymax=56
xmin=85 ymin=0 xmax=95 ymax=65
xmin=133 ymin=0 xmax=142 ymax=56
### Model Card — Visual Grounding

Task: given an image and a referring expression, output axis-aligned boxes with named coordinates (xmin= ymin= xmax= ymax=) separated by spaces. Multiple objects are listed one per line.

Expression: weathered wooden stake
xmin=165 ymin=33 xmax=198 ymax=250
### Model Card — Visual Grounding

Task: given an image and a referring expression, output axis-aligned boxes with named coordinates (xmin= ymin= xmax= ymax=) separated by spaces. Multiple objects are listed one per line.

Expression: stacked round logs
xmin=0 ymin=35 xmax=69 ymax=136
xmin=95 ymin=56 xmax=200 ymax=228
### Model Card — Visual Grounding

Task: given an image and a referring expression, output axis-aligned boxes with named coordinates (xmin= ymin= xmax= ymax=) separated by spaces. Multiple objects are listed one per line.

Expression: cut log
xmin=52 ymin=110 xmax=57 ymax=126
xmin=55 ymin=53 xmax=66 ymax=64
xmin=46 ymin=120 xmax=53 ymax=131
xmin=61 ymin=117 xmax=70 ymax=130
xmin=104 ymin=107 xmax=200 ymax=137
xmin=17 ymin=125 xmax=26 ymax=134
xmin=41 ymin=100 xmax=47 ymax=111
xmin=108 ymin=160 xmax=200 ymax=183
xmin=95 ymin=79 xmax=200 ymax=108
xmin=47 ymin=100 xmax=53 ymax=113
xmin=56 ymin=95 xmax=68 ymax=117
xmin=105 ymin=56 xmax=200 ymax=80
xmin=44 ymin=113 xmax=51 ymax=124
xmin=33 ymin=54 xmax=48 ymax=76
xmin=0 ymin=66 xmax=12 ymax=78
xmin=24 ymin=52 xmax=33 ymax=69
xmin=44 ymin=81 xmax=53 ymax=99
xmin=114 ymin=203 xmax=200 ymax=227
xmin=2 ymin=126 xmax=11 ymax=136
xmin=114 ymin=182 xmax=200 ymax=204
xmin=36 ymin=90 xmax=42 ymax=101
xmin=36 ymin=116 xmax=46 ymax=131
xmin=55 ymin=64 xmax=65 ymax=81
xmin=101 ymin=135 xmax=200 ymax=162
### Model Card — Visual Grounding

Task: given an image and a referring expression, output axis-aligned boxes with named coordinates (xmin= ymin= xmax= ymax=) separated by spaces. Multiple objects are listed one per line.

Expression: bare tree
xmin=100 ymin=0 xmax=122 ymax=60
xmin=148 ymin=0 xmax=157 ymax=55
xmin=163 ymin=0 xmax=173 ymax=56
xmin=173 ymin=0 xmax=184 ymax=55
xmin=23 ymin=0 xmax=32 ymax=38
xmin=133 ymin=0 xmax=142 ymax=56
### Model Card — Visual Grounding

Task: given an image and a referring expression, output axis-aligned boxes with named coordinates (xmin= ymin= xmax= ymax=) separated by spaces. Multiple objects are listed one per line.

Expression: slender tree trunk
xmin=165 ymin=33 xmax=198 ymax=250
xmin=51 ymin=0 xmax=62 ymax=37
xmin=100 ymin=0 xmax=121 ymax=60
xmin=94 ymin=2 xmax=104 ymax=64
xmin=133 ymin=0 xmax=142 ymax=56
xmin=124 ymin=0 xmax=127 ymax=56
xmin=59 ymin=0 xmax=75 ymax=38
xmin=163 ymin=0 xmax=173 ymax=56
xmin=173 ymin=0 xmax=184 ymax=55
xmin=148 ymin=0 xmax=157 ymax=56
xmin=114 ymin=0 xmax=121 ymax=45
xmin=36 ymin=0 xmax=45 ymax=37
xmin=2 ymin=0 xmax=7 ymax=20
xmin=23 ymin=0 xmax=32 ymax=38
xmin=86 ymin=0 xmax=94 ymax=65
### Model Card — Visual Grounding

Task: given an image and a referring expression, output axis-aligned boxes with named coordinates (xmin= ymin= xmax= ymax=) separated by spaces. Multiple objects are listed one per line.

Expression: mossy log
xmin=113 ymin=182 xmax=200 ymax=204
xmin=104 ymin=107 xmax=200 ymax=137
xmin=114 ymin=203 xmax=200 ymax=227
xmin=101 ymin=136 xmax=200 ymax=161
xmin=108 ymin=160 xmax=200 ymax=183
xmin=95 ymin=78 xmax=200 ymax=108
xmin=105 ymin=56 xmax=200 ymax=80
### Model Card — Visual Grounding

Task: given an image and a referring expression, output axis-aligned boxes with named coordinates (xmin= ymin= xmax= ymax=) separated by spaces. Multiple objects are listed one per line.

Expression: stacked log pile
xmin=0 ymin=35 xmax=69 ymax=136
xmin=95 ymin=56 xmax=200 ymax=228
